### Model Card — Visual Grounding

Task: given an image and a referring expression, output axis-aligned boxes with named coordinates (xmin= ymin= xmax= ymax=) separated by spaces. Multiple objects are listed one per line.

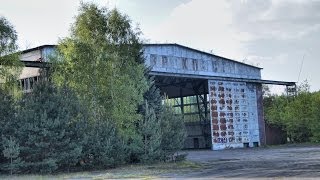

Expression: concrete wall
xmin=144 ymin=45 xmax=261 ymax=80
xmin=208 ymin=80 xmax=261 ymax=150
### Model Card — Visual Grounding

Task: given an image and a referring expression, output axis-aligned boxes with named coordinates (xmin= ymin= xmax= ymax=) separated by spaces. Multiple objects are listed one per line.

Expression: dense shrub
xmin=9 ymin=82 xmax=86 ymax=173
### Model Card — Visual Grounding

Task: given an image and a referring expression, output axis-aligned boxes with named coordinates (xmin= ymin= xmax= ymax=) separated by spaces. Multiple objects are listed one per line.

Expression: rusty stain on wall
xmin=209 ymin=80 xmax=260 ymax=150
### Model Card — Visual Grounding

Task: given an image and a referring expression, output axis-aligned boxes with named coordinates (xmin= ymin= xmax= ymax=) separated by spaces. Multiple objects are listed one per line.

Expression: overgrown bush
xmin=264 ymin=81 xmax=320 ymax=143
xmin=0 ymin=3 xmax=187 ymax=174
xmin=160 ymin=106 xmax=186 ymax=160
xmin=7 ymin=82 xmax=86 ymax=173
xmin=81 ymin=118 xmax=126 ymax=169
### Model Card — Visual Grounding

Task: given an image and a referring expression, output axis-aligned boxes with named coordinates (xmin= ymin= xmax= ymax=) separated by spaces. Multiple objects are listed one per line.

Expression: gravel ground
xmin=177 ymin=145 xmax=320 ymax=179
xmin=3 ymin=145 xmax=320 ymax=179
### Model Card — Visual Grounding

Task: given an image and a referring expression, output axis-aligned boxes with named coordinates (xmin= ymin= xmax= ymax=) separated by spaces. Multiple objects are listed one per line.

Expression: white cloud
xmin=2 ymin=0 xmax=320 ymax=91
xmin=232 ymin=0 xmax=320 ymax=40
xmin=248 ymin=53 xmax=289 ymax=66
xmin=143 ymin=0 xmax=247 ymax=60
xmin=143 ymin=0 xmax=320 ymax=92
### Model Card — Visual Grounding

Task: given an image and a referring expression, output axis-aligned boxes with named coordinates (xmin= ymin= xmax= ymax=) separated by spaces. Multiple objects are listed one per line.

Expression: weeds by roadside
xmin=0 ymin=160 xmax=201 ymax=180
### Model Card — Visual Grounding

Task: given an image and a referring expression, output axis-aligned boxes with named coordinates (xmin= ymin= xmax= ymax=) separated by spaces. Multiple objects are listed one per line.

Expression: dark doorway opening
xmin=154 ymin=75 xmax=211 ymax=149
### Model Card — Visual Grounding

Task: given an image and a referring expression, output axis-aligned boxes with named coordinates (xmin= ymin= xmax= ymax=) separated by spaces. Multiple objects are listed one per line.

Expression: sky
xmin=1 ymin=0 xmax=319 ymax=92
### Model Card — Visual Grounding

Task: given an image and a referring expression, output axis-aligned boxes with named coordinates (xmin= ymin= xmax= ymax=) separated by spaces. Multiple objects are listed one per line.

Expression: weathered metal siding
xmin=19 ymin=47 xmax=55 ymax=79
xmin=41 ymin=47 xmax=55 ymax=62
xmin=144 ymin=45 xmax=261 ymax=80
xmin=19 ymin=50 xmax=42 ymax=79
xmin=20 ymin=49 xmax=41 ymax=61
xmin=208 ymin=80 xmax=260 ymax=150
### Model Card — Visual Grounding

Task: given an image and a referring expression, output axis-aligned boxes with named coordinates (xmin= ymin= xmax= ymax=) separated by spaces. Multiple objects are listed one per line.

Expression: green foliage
xmin=2 ymin=136 xmax=22 ymax=175
xmin=142 ymin=75 xmax=163 ymax=116
xmin=0 ymin=3 xmax=187 ymax=174
xmin=51 ymin=3 xmax=148 ymax=138
xmin=0 ymin=16 xmax=17 ymax=56
xmin=264 ymin=80 xmax=320 ymax=143
xmin=138 ymin=101 xmax=162 ymax=163
xmin=137 ymin=77 xmax=186 ymax=163
xmin=264 ymin=95 xmax=287 ymax=127
xmin=160 ymin=107 xmax=186 ymax=159
xmin=0 ymin=16 xmax=22 ymax=93
xmin=283 ymin=90 xmax=312 ymax=142
xmin=81 ymin=119 xmax=126 ymax=169
xmin=0 ymin=88 xmax=16 ymax=135
xmin=310 ymin=92 xmax=320 ymax=142
xmin=49 ymin=3 xmax=150 ymax=167
xmin=0 ymin=88 xmax=18 ymax=166
xmin=11 ymin=82 xmax=86 ymax=173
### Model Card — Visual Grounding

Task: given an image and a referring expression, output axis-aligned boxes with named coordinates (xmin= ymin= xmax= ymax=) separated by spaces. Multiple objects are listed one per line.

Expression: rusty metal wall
xmin=265 ymin=124 xmax=287 ymax=145
xmin=208 ymin=80 xmax=261 ymax=150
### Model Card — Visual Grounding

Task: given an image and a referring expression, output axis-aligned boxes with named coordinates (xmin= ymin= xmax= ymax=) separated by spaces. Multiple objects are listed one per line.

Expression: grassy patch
xmin=0 ymin=160 xmax=201 ymax=179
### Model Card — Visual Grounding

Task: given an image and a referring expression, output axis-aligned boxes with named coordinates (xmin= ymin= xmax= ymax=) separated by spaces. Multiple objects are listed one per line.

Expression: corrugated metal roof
xmin=21 ymin=45 xmax=56 ymax=54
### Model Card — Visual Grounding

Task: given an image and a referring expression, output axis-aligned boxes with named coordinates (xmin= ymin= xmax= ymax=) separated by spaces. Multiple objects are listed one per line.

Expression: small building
xmin=18 ymin=44 xmax=295 ymax=150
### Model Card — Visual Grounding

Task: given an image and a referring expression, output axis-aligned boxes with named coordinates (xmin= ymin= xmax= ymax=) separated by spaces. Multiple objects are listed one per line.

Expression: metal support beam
xmin=150 ymin=71 xmax=296 ymax=86
xmin=21 ymin=61 xmax=51 ymax=68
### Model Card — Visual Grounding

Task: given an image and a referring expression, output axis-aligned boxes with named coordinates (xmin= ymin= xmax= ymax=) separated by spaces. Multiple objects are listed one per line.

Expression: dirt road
xmin=179 ymin=145 xmax=320 ymax=178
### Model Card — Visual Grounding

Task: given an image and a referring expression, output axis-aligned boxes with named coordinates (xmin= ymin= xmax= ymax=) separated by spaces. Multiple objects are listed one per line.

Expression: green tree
xmin=160 ymin=106 xmax=186 ymax=160
xmin=12 ymin=82 xmax=86 ymax=173
xmin=138 ymin=101 xmax=162 ymax=163
xmin=0 ymin=88 xmax=16 ymax=136
xmin=0 ymin=16 xmax=22 ymax=93
xmin=51 ymin=3 xmax=148 ymax=162
xmin=142 ymin=74 xmax=163 ymax=116
xmin=264 ymin=95 xmax=287 ymax=127
xmin=81 ymin=118 xmax=126 ymax=169
xmin=54 ymin=1 xmax=147 ymax=137
xmin=0 ymin=88 xmax=18 ymax=168
xmin=282 ymin=80 xmax=312 ymax=142
xmin=264 ymin=80 xmax=315 ymax=143
xmin=310 ymin=91 xmax=320 ymax=142
xmin=2 ymin=136 xmax=23 ymax=175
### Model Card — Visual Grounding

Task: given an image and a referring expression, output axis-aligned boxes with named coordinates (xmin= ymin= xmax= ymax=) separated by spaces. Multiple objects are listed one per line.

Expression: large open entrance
xmin=154 ymin=75 xmax=211 ymax=149
xmin=153 ymin=74 xmax=297 ymax=150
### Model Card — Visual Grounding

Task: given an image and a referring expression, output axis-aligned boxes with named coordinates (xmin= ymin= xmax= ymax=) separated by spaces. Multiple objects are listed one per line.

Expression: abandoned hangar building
xmin=18 ymin=43 xmax=296 ymax=150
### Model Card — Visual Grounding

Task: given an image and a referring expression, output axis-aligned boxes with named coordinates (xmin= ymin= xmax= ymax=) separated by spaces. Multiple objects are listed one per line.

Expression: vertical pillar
xmin=180 ymin=87 xmax=184 ymax=115
xmin=204 ymin=83 xmax=208 ymax=120
xmin=256 ymin=84 xmax=266 ymax=146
